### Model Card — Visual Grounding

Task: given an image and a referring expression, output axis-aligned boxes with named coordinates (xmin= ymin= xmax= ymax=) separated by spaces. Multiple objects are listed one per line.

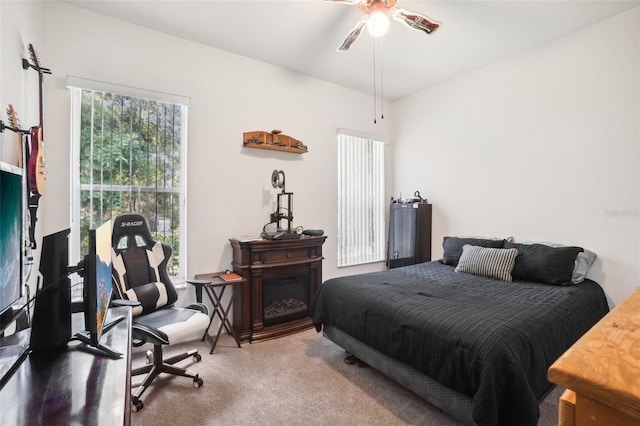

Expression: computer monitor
xmin=0 ymin=161 xmax=23 ymax=331
xmin=85 ymin=220 xmax=114 ymax=345
xmin=73 ymin=219 xmax=123 ymax=358
xmin=31 ymin=220 xmax=123 ymax=358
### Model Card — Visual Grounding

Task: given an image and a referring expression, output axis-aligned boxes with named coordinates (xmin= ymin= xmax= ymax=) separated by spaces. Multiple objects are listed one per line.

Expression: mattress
xmin=311 ymin=261 xmax=609 ymax=426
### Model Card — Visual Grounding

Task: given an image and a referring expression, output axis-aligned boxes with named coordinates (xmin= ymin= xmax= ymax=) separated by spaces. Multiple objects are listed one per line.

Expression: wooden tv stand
xmin=230 ymin=236 xmax=326 ymax=343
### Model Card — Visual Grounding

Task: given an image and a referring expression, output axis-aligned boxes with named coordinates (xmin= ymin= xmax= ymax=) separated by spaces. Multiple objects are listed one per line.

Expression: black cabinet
xmin=387 ymin=202 xmax=432 ymax=268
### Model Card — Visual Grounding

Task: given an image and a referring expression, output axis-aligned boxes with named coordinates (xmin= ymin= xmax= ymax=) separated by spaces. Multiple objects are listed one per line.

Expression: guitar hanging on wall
xmin=5 ymin=104 xmax=25 ymax=168
xmin=6 ymin=104 xmax=35 ymax=278
xmin=23 ymin=43 xmax=51 ymax=249
xmin=25 ymin=44 xmax=50 ymax=195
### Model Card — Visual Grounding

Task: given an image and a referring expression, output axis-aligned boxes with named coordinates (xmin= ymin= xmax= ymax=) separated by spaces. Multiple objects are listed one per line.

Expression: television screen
xmin=0 ymin=161 xmax=23 ymax=328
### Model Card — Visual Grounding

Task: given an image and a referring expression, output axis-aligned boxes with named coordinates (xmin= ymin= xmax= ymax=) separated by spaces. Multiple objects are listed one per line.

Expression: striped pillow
xmin=455 ymin=244 xmax=519 ymax=282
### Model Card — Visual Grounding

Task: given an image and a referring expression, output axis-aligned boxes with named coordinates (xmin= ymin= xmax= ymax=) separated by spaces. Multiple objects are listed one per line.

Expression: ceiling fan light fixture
xmin=367 ymin=11 xmax=389 ymax=37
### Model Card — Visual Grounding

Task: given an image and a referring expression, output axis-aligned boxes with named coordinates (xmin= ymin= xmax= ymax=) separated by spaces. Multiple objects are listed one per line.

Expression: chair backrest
xmin=111 ymin=213 xmax=178 ymax=316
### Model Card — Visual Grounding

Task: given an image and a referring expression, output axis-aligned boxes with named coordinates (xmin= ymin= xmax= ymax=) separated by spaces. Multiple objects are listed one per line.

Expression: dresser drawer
xmin=262 ymin=248 xmax=309 ymax=263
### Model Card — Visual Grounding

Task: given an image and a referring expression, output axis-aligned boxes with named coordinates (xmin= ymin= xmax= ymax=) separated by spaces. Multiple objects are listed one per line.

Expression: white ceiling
xmin=66 ymin=0 xmax=640 ymax=100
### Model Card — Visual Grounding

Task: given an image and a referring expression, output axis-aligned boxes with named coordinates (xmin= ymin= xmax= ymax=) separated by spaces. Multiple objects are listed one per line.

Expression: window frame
xmin=336 ymin=129 xmax=388 ymax=268
xmin=68 ymin=77 xmax=189 ymax=289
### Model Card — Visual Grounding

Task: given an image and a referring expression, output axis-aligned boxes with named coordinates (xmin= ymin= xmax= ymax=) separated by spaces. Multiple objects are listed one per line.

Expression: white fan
xmin=328 ymin=0 xmax=441 ymax=51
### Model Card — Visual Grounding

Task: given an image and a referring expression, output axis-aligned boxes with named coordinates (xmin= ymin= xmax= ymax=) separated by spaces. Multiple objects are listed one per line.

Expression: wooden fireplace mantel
xmin=230 ymin=236 xmax=326 ymax=342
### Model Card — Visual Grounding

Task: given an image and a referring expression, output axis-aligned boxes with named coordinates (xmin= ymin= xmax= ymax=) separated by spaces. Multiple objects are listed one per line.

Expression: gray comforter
xmin=311 ymin=261 xmax=608 ymax=426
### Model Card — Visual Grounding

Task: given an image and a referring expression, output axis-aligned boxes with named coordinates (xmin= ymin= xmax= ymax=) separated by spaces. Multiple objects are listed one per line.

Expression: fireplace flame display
xmin=264 ymin=298 xmax=308 ymax=320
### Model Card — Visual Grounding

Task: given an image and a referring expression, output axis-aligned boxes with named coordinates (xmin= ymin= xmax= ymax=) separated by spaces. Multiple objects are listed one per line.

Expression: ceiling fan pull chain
xmin=380 ymin=37 xmax=384 ymax=120
xmin=373 ymin=38 xmax=377 ymax=124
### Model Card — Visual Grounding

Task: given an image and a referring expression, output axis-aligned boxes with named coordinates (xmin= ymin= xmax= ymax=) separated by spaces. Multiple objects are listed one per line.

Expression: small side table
xmin=187 ymin=272 xmax=245 ymax=354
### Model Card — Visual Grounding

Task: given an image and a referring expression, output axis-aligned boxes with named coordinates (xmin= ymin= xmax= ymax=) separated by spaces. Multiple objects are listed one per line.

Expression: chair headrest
xmin=112 ymin=213 xmax=156 ymax=251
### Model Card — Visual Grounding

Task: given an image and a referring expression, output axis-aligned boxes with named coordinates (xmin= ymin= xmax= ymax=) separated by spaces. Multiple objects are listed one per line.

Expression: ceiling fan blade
xmin=337 ymin=18 xmax=367 ymax=51
xmin=391 ymin=7 xmax=441 ymax=35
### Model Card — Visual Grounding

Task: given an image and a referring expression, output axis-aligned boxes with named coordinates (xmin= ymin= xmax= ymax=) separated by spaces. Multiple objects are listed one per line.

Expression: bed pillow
xmin=455 ymin=244 xmax=519 ymax=282
xmin=511 ymin=240 xmax=597 ymax=284
xmin=572 ymin=249 xmax=597 ymax=284
xmin=442 ymin=236 xmax=506 ymax=266
xmin=504 ymin=242 xmax=584 ymax=286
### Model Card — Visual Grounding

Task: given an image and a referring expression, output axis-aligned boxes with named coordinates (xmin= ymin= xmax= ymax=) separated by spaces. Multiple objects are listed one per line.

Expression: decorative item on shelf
xmin=414 ymin=190 xmax=428 ymax=204
xmin=391 ymin=190 xmax=427 ymax=205
xmin=261 ymin=170 xmax=300 ymax=241
xmin=243 ymin=129 xmax=308 ymax=154
xmin=246 ymin=136 xmax=263 ymax=144
xmin=270 ymin=129 xmax=285 ymax=146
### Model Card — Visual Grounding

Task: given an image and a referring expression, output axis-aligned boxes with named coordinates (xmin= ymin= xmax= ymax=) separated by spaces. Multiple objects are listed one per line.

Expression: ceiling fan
xmin=329 ymin=0 xmax=441 ymax=51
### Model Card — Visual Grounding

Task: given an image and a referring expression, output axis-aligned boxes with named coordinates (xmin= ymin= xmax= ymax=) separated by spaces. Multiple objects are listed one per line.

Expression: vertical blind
xmin=337 ymin=130 xmax=386 ymax=267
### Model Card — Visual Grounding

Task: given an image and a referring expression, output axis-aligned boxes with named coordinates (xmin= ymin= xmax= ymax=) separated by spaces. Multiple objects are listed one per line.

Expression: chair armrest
xmin=132 ymin=323 xmax=170 ymax=346
xmin=185 ymin=302 xmax=209 ymax=316
xmin=110 ymin=298 xmax=141 ymax=308
xmin=187 ymin=279 xmax=212 ymax=304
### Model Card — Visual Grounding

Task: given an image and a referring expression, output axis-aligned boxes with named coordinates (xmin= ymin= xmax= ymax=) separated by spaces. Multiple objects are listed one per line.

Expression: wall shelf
xmin=243 ymin=130 xmax=308 ymax=154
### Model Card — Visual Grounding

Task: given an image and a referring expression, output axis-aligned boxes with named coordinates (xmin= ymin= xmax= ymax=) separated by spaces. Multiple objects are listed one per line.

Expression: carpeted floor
xmin=133 ymin=329 xmax=561 ymax=425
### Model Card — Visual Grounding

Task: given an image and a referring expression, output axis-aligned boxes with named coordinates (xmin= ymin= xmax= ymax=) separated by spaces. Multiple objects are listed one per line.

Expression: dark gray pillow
xmin=504 ymin=242 xmax=584 ymax=285
xmin=441 ymin=236 xmax=505 ymax=266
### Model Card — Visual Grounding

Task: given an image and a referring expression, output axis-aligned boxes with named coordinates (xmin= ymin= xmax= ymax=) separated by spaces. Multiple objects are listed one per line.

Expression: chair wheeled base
xmin=131 ymin=343 xmax=204 ymax=412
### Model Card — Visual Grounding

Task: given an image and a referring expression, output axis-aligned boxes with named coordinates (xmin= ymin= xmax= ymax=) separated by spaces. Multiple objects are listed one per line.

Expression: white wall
xmin=6 ymin=2 xmax=638 ymax=311
xmin=1 ymin=1 xmax=46 ymax=295
xmin=34 ymin=1 xmax=391 ymax=305
xmin=0 ymin=1 xmax=43 ymax=168
xmin=392 ymin=7 xmax=640 ymax=305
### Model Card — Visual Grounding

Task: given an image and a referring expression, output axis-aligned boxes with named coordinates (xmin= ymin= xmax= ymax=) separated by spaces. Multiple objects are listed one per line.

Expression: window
xmin=68 ymin=79 xmax=188 ymax=289
xmin=336 ymin=129 xmax=386 ymax=267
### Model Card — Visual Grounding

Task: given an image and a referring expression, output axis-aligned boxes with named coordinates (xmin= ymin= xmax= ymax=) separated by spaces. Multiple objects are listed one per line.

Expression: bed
xmin=311 ymin=237 xmax=609 ymax=426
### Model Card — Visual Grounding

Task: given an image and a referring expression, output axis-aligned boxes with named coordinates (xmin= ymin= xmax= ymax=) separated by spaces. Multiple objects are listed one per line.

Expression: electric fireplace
xmin=230 ymin=236 xmax=326 ymax=342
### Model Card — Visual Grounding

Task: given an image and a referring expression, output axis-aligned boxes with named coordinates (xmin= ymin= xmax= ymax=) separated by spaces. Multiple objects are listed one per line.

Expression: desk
xmin=548 ymin=288 xmax=640 ymax=425
xmin=189 ymin=273 xmax=244 ymax=354
xmin=0 ymin=307 xmax=132 ymax=426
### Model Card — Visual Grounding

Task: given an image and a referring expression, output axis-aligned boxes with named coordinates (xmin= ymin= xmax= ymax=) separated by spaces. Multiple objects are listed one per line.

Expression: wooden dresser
xmin=548 ymin=287 xmax=640 ymax=426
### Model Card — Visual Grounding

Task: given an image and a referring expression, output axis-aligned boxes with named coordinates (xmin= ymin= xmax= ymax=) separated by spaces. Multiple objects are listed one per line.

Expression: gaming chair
xmin=111 ymin=213 xmax=209 ymax=412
